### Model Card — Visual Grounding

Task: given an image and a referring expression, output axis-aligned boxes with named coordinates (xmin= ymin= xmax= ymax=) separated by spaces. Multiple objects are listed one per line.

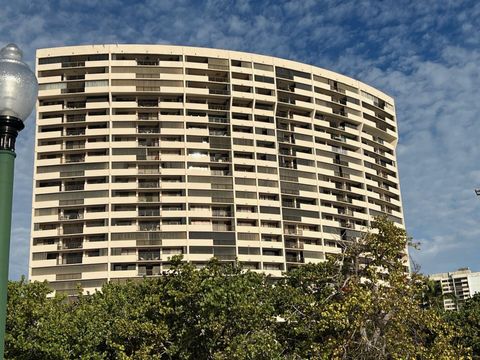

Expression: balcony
xmin=138 ymin=127 xmax=160 ymax=134
xmin=60 ymin=213 xmax=84 ymax=220
xmin=65 ymin=129 xmax=86 ymax=136
xmin=138 ymin=168 xmax=160 ymax=175
xmin=331 ymin=134 xmax=346 ymax=142
xmin=286 ymin=254 xmax=304 ymax=263
xmin=285 ymin=242 xmax=304 ymax=249
xmin=209 ymin=89 xmax=230 ymax=95
xmin=136 ymin=59 xmax=159 ymax=66
xmin=139 ymin=140 xmax=159 ymax=147
xmin=208 ymin=76 xmax=229 ymax=83
xmin=66 ymin=115 xmax=86 ymax=123
xmin=62 ymin=61 xmax=85 ymax=68
xmin=284 ymin=228 xmax=303 ymax=236
xmin=139 ymin=209 xmax=160 ymax=216
xmin=208 ymin=104 xmax=229 ymax=111
xmin=139 ymin=182 xmax=159 ymax=188
xmin=210 ymin=156 xmax=229 ymax=163
xmin=62 ymin=225 xmax=84 ymax=235
xmin=65 ymin=142 xmax=85 ymax=149
xmin=209 ymin=130 xmax=228 ymax=136
xmin=59 ymin=241 xmax=83 ymax=250
xmin=64 ymin=156 xmax=85 ymax=163
xmin=137 ymin=239 xmax=162 ymax=247
xmin=138 ymin=266 xmax=161 ymax=276
xmin=64 ymin=184 xmax=85 ymax=191
xmin=138 ymin=114 xmax=159 ymax=120
xmin=208 ymin=116 xmax=229 ymax=124
xmin=139 ymin=223 xmax=161 ymax=231
xmin=138 ymin=101 xmax=158 ymax=107
xmin=137 ymin=154 xmax=160 ymax=161
xmin=333 ymin=171 xmax=350 ymax=179
xmin=138 ymin=196 xmax=160 ymax=203
xmin=330 ymin=84 xmax=346 ymax=94
xmin=138 ymin=251 xmax=161 ymax=261
xmin=332 ymin=108 xmax=346 ymax=117
xmin=61 ymin=253 xmax=83 ymax=265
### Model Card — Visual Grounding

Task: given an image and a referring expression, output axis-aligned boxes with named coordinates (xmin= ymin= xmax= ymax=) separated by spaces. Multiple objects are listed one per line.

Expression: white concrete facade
xmin=30 ymin=44 xmax=404 ymax=294
xmin=430 ymin=268 xmax=480 ymax=310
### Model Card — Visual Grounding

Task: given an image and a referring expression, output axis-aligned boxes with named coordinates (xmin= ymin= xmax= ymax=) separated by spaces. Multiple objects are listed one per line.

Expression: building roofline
xmin=36 ymin=43 xmax=394 ymax=103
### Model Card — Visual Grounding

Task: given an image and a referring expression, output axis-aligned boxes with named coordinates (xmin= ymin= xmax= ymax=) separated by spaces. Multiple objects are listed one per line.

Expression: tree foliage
xmin=445 ymin=293 xmax=480 ymax=359
xmin=5 ymin=218 xmax=474 ymax=359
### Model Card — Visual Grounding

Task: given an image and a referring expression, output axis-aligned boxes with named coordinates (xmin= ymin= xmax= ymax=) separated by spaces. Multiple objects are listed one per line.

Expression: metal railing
xmin=62 ymin=61 xmax=85 ymax=68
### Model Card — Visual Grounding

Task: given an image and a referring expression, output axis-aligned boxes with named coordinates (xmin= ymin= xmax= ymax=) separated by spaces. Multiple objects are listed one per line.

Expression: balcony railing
xmin=138 ymin=267 xmax=161 ymax=276
xmin=138 ymin=253 xmax=161 ymax=261
xmin=333 ymin=171 xmax=350 ymax=179
xmin=139 ymin=210 xmax=160 ymax=216
xmin=59 ymin=241 xmax=83 ymax=250
xmin=62 ymin=255 xmax=83 ymax=264
xmin=137 ymin=239 xmax=162 ymax=246
xmin=139 ymin=224 xmax=161 ymax=231
xmin=330 ymin=85 xmax=346 ymax=94
xmin=138 ymin=196 xmax=160 ymax=202
xmin=138 ymin=128 xmax=160 ymax=134
xmin=66 ymin=130 xmax=86 ymax=136
xmin=66 ymin=115 xmax=86 ymax=123
xmin=139 ymin=182 xmax=159 ymax=188
xmin=138 ymin=101 xmax=158 ymax=107
xmin=138 ymin=168 xmax=160 ymax=174
xmin=208 ymin=104 xmax=229 ymax=111
xmin=208 ymin=116 xmax=229 ymax=123
xmin=60 ymin=213 xmax=84 ymax=220
xmin=65 ymin=143 xmax=85 ymax=149
xmin=62 ymin=61 xmax=85 ymax=68
xmin=62 ymin=88 xmax=85 ymax=94
xmin=138 ymin=114 xmax=159 ymax=120
xmin=285 ymin=242 xmax=304 ymax=249
xmin=208 ymin=76 xmax=229 ymax=83
xmin=284 ymin=229 xmax=303 ymax=235
xmin=63 ymin=226 xmax=84 ymax=235
xmin=64 ymin=184 xmax=84 ymax=191
xmin=137 ymin=86 xmax=161 ymax=92
xmin=286 ymin=255 xmax=304 ymax=263
xmin=207 ymin=64 xmax=229 ymax=70
xmin=65 ymin=157 xmax=85 ymax=163
xmin=60 ymin=170 xmax=85 ymax=177
xmin=139 ymin=140 xmax=159 ymax=147
xmin=209 ymin=89 xmax=230 ymax=95
xmin=56 ymin=273 xmax=82 ymax=280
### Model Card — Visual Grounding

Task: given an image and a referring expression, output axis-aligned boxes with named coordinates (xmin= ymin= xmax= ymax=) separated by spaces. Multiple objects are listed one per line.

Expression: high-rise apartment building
xmin=30 ymin=45 xmax=404 ymax=294
xmin=430 ymin=268 xmax=480 ymax=311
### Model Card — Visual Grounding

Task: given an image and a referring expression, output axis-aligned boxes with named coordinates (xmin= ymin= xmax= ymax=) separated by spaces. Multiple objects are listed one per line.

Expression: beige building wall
xmin=30 ymin=44 xmax=404 ymax=294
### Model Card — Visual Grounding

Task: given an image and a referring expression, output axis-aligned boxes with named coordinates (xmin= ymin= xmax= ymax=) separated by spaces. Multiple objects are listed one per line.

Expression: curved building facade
xmin=30 ymin=45 xmax=404 ymax=294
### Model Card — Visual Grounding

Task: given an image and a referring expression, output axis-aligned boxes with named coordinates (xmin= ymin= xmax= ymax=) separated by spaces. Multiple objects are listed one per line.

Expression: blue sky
xmin=3 ymin=0 xmax=480 ymax=279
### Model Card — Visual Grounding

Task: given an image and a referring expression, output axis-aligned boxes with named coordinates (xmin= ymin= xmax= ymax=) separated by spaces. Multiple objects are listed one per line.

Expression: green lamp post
xmin=0 ymin=43 xmax=38 ymax=359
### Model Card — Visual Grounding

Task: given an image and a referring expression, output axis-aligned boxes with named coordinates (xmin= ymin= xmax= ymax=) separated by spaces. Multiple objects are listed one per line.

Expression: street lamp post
xmin=0 ymin=43 xmax=38 ymax=359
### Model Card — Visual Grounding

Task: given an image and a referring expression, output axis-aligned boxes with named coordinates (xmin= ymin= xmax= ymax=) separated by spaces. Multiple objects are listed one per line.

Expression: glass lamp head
xmin=0 ymin=43 xmax=38 ymax=122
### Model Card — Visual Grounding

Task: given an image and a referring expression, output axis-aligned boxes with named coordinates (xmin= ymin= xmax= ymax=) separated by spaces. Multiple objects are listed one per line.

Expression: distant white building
xmin=430 ymin=268 xmax=480 ymax=311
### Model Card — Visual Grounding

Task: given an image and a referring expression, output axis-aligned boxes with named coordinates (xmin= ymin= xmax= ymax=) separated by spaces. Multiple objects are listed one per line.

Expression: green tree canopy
xmin=5 ymin=218 xmax=473 ymax=359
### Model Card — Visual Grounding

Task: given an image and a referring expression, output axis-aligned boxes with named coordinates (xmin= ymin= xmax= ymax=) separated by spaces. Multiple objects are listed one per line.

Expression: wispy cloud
xmin=2 ymin=0 xmax=479 ymax=278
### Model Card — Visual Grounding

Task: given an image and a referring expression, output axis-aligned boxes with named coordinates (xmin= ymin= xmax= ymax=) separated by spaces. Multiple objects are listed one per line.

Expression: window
xmin=253 ymin=63 xmax=273 ymax=72
xmin=254 ymin=75 xmax=274 ymax=84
